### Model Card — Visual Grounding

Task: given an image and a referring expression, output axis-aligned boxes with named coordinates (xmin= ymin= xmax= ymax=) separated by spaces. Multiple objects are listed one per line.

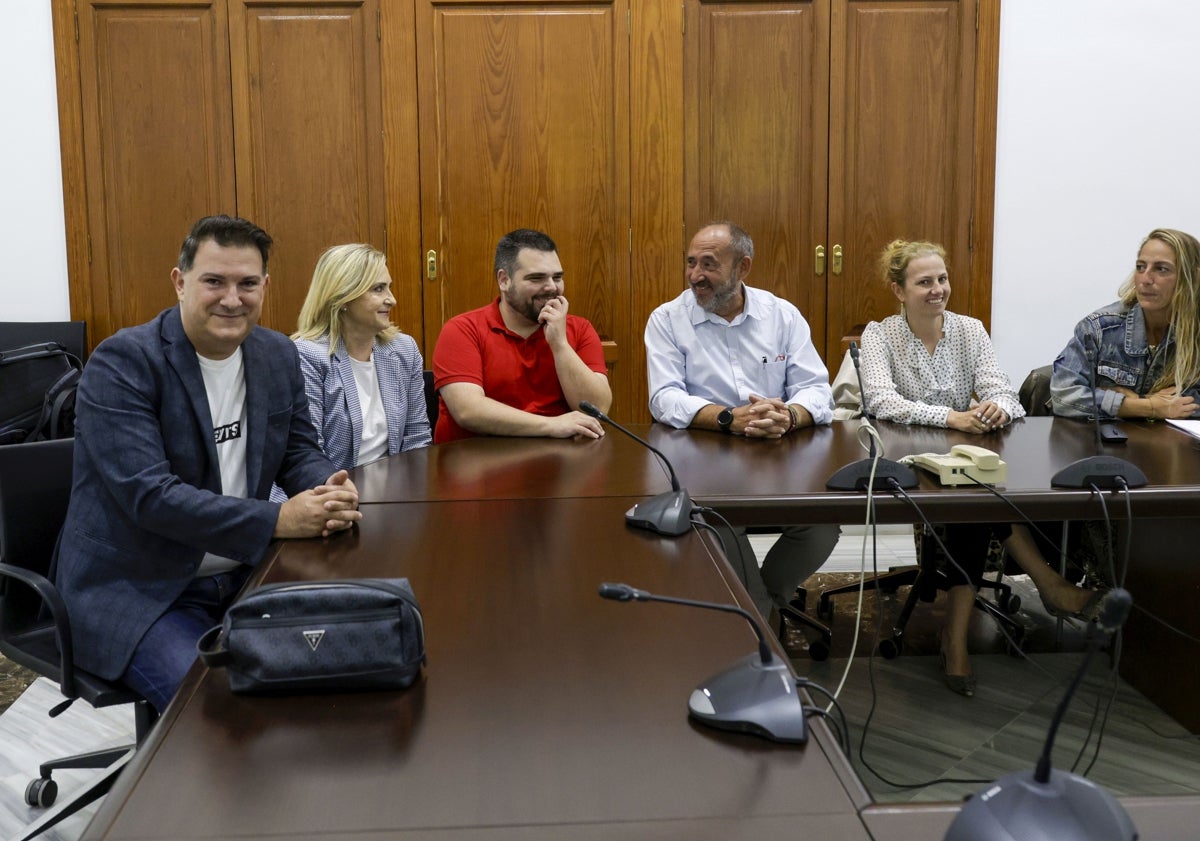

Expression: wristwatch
xmin=717 ymin=407 xmax=735 ymax=434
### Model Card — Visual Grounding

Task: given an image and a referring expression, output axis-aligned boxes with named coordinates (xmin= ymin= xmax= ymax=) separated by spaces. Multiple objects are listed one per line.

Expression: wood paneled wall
xmin=53 ymin=0 xmax=999 ymax=425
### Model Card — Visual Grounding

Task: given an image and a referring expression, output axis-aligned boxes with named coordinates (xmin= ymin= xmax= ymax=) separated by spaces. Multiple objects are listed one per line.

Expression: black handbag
xmin=197 ymin=578 xmax=425 ymax=694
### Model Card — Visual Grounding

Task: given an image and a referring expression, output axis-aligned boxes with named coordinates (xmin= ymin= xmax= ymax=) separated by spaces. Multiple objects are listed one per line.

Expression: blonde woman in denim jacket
xmin=1052 ymin=228 xmax=1200 ymax=420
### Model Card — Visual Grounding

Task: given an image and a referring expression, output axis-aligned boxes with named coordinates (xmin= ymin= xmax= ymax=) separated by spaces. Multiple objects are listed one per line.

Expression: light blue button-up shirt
xmin=645 ymin=285 xmax=833 ymax=428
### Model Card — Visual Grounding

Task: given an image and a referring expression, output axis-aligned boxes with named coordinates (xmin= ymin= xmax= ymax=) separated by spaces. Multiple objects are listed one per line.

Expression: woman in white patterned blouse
xmin=859 ymin=239 xmax=1103 ymax=698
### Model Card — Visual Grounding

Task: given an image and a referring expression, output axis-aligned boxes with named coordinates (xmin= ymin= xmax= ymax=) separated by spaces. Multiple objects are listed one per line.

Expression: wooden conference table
xmin=83 ymin=418 xmax=1200 ymax=840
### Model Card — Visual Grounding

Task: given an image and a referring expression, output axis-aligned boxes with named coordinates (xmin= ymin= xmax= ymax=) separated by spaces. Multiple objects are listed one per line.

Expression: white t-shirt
xmin=350 ymin=353 xmax=389 ymax=465
xmin=196 ymin=348 xmax=248 ymax=576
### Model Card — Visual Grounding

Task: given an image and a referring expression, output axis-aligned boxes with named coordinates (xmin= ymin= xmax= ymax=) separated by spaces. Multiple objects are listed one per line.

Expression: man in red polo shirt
xmin=432 ymin=229 xmax=612 ymax=443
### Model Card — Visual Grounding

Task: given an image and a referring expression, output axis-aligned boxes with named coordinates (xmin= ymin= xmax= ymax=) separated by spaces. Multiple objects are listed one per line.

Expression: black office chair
xmin=0 ymin=321 xmax=88 ymax=362
xmin=1019 ymin=364 xmax=1054 ymax=417
xmin=0 ymin=439 xmax=157 ymax=841
xmin=423 ymin=370 xmax=438 ymax=431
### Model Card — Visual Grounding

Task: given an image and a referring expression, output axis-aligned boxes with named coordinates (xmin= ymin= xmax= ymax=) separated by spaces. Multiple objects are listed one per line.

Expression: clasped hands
xmin=275 ymin=469 xmax=362 ymax=539
xmin=947 ymin=401 xmax=1008 ymax=435
xmin=730 ymin=394 xmax=800 ymax=439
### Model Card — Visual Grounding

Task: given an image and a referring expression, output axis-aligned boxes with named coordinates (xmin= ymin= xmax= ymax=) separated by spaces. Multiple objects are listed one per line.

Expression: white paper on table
xmin=1165 ymin=419 xmax=1200 ymax=440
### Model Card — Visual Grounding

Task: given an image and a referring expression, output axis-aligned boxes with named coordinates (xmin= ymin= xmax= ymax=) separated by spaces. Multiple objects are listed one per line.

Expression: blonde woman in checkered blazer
xmin=292 ymin=244 xmax=431 ymax=470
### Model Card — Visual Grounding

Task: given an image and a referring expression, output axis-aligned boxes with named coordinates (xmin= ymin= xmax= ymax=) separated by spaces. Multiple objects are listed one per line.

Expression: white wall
xmin=991 ymin=0 xmax=1200 ymax=382
xmin=6 ymin=1 xmax=1200 ymax=376
xmin=0 ymin=2 xmax=69 ymax=320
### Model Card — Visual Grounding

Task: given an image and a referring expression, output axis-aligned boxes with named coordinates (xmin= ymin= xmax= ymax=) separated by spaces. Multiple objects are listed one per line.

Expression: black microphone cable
xmin=1087 ymin=481 xmax=1120 ymax=587
xmin=1104 ymin=476 xmax=1200 ymax=644
xmin=1066 ymin=478 xmax=1131 ymax=779
xmin=688 ymin=508 xmax=755 ymax=598
xmin=962 ymin=474 xmax=1069 ymax=559
xmin=798 ymin=679 xmax=851 ymax=756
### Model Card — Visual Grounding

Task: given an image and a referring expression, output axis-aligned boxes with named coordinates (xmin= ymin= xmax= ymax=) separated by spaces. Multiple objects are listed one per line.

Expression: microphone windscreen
xmin=1097 ymin=588 xmax=1133 ymax=631
xmin=579 ymin=400 xmax=602 ymax=419
xmin=598 ymin=582 xmax=635 ymax=601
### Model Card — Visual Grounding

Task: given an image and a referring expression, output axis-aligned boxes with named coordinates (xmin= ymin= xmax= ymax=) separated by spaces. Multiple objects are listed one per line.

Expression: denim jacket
xmin=1050 ymin=300 xmax=1199 ymax=418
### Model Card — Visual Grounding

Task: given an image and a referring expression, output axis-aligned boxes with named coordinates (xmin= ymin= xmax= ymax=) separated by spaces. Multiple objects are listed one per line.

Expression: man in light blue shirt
xmin=645 ymin=221 xmax=839 ymax=621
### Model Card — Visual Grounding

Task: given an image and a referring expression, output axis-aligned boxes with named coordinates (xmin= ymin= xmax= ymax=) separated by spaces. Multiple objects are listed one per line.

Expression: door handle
xmin=832 ymin=244 xmax=843 ymax=276
xmin=815 ymin=245 xmax=825 ymax=275
xmin=426 ymin=249 xmax=438 ymax=280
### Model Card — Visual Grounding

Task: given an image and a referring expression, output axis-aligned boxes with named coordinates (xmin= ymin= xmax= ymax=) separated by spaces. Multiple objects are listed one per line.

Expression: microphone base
xmin=944 ymin=768 xmax=1135 ymax=841
xmin=1050 ymin=456 xmax=1147 ymax=489
xmin=686 ymin=652 xmax=807 ymax=744
xmin=826 ymin=458 xmax=919 ymax=491
xmin=625 ymin=490 xmax=695 ymax=537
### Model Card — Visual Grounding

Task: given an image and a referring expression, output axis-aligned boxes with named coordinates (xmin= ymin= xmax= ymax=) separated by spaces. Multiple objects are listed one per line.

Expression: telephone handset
xmin=901 ymin=444 xmax=1007 ymax=486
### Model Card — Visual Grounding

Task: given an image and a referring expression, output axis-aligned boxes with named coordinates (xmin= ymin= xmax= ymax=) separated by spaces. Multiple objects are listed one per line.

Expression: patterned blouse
xmin=858 ymin=311 xmax=1024 ymax=427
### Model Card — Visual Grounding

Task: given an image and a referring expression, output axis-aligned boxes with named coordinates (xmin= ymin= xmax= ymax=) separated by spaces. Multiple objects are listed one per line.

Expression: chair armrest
xmin=0 ymin=560 xmax=78 ymax=697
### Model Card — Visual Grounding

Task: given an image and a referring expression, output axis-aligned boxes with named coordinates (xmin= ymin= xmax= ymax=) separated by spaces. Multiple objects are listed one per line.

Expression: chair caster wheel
xmin=878 ymin=637 xmax=901 ymax=659
xmin=999 ymin=593 xmax=1021 ymax=614
xmin=808 ymin=639 xmax=830 ymax=661
xmin=26 ymin=777 xmax=58 ymax=808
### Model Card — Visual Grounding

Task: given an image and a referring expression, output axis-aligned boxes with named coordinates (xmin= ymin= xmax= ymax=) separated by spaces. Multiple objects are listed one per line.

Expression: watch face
xmin=718 ymin=408 xmax=734 ymax=429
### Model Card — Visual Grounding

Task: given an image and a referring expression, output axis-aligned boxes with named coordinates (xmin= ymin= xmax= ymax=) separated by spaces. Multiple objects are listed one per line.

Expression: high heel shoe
xmin=939 ymin=637 xmax=977 ymax=698
xmin=1041 ymin=587 xmax=1106 ymax=623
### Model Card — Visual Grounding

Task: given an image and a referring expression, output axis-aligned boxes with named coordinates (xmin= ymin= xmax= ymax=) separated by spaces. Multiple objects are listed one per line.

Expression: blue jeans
xmin=122 ymin=566 xmax=252 ymax=713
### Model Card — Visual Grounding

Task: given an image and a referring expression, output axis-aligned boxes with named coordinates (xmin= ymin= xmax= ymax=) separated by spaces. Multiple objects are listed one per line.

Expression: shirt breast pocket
xmin=1096 ymin=362 xmax=1139 ymax=389
xmin=759 ymin=359 xmax=788 ymax=398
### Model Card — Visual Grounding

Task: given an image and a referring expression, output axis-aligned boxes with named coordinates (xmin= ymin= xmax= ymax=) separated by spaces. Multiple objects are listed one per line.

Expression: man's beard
xmin=698 ymin=281 xmax=740 ymax=315
xmin=506 ymin=288 xmax=556 ymax=324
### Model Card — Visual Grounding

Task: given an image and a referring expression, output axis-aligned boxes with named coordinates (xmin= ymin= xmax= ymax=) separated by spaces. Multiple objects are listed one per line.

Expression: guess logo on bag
xmin=303 ymin=630 xmax=325 ymax=651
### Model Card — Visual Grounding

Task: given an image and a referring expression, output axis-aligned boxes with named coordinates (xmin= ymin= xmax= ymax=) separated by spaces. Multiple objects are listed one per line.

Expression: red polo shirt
xmin=431 ymin=297 xmax=607 ymax=443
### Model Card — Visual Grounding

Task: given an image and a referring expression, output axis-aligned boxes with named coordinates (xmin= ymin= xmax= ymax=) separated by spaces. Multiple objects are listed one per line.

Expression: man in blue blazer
xmin=55 ymin=215 xmax=362 ymax=713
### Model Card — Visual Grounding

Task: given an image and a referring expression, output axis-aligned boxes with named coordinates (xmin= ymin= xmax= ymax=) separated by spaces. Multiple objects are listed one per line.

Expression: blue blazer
xmin=294 ymin=334 xmax=431 ymax=470
xmin=55 ymin=307 xmax=335 ymax=680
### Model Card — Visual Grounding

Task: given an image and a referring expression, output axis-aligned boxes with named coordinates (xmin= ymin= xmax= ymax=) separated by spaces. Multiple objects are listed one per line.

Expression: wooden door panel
xmin=826 ymin=0 xmax=976 ymax=360
xmin=684 ymin=0 xmax=830 ymax=345
xmin=77 ymin=0 xmax=236 ymax=342
xmin=416 ymin=0 xmax=632 ymax=415
xmin=230 ymin=0 xmax=385 ymax=335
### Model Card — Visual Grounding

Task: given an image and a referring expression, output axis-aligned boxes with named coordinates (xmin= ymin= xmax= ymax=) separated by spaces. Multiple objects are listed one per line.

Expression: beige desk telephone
xmin=900 ymin=444 xmax=1007 ymax=486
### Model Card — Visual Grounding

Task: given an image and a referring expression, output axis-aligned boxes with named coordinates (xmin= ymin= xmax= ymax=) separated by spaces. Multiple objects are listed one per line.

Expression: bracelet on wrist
xmin=786 ymin=404 xmax=799 ymax=434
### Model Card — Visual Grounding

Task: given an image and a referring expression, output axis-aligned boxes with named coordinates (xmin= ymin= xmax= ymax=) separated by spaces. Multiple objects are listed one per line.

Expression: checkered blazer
xmin=294 ymin=334 xmax=432 ymax=470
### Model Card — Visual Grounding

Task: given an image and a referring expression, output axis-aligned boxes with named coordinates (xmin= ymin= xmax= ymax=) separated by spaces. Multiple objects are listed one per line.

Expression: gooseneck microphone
xmin=598 ymin=582 xmax=807 ymax=743
xmin=1051 ymin=346 xmax=1147 ymax=488
xmin=1033 ymin=589 xmax=1132 ymax=785
xmin=826 ymin=341 xmax=919 ymax=491
xmin=598 ymin=582 xmax=773 ymax=664
xmin=945 ymin=589 xmax=1136 ymax=841
xmin=579 ymin=402 xmax=695 ymax=536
